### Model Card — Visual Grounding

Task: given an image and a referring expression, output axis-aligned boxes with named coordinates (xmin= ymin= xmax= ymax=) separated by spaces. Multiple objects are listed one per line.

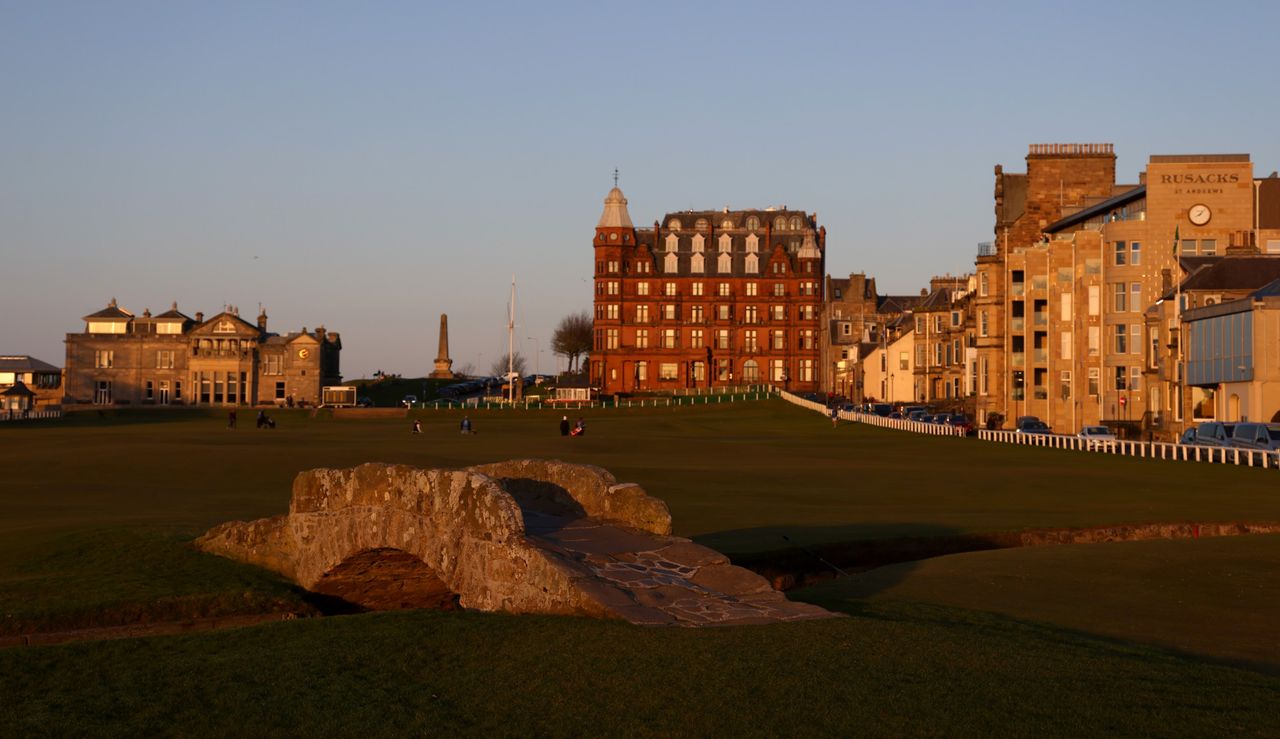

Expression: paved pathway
xmin=522 ymin=509 xmax=837 ymax=627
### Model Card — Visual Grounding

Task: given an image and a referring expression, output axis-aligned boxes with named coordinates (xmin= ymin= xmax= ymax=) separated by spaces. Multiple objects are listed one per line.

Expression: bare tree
xmin=551 ymin=311 xmax=592 ymax=373
xmin=456 ymin=362 xmax=476 ymax=378
xmin=489 ymin=352 xmax=528 ymax=377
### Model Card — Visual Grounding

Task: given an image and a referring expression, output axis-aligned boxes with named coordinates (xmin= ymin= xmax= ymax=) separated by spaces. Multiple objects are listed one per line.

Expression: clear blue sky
xmin=4 ymin=1 xmax=1279 ymax=378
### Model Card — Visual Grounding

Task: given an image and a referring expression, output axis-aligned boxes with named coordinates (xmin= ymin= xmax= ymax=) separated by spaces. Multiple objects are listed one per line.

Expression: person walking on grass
xmin=460 ymin=416 xmax=473 ymax=434
xmin=560 ymin=415 xmax=570 ymax=436
xmin=228 ymin=410 xmax=237 ymax=429
xmin=830 ymin=406 xmax=839 ymax=428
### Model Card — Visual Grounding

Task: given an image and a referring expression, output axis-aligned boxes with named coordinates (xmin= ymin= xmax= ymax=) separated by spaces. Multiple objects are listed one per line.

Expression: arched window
xmin=668 ymin=218 xmax=682 ymax=231
xmin=664 ymin=252 xmax=678 ymax=273
xmin=717 ymin=252 xmax=732 ymax=273
xmin=721 ymin=218 xmax=734 ymax=230
xmin=665 ymin=233 xmax=678 ymax=253
xmin=694 ymin=218 xmax=709 ymax=232
xmin=789 ymin=216 xmax=803 ymax=230
xmin=691 ymin=253 xmax=705 ymax=274
xmin=745 ymin=253 xmax=759 ymax=274
xmin=743 ymin=360 xmax=760 ymax=382
xmin=773 ymin=216 xmax=787 ymax=231
xmin=746 ymin=215 xmax=760 ymax=230
xmin=718 ymin=233 xmax=732 ymax=253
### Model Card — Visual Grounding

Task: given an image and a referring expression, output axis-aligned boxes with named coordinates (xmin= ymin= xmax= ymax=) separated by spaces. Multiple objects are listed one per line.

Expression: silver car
xmin=1229 ymin=423 xmax=1280 ymax=451
xmin=1077 ymin=425 xmax=1117 ymax=450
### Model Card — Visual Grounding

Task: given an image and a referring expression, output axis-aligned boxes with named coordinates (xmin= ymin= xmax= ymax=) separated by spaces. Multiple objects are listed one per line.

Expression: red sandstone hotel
xmin=590 ymin=186 xmax=824 ymax=395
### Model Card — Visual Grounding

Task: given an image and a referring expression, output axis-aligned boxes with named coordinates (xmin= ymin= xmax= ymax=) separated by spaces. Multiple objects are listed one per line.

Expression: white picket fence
xmin=0 ymin=409 xmax=61 ymax=422
xmin=776 ymin=388 xmax=1277 ymax=469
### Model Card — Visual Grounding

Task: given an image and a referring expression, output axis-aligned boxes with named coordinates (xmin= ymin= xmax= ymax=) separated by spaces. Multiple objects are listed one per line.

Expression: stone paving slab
xmin=524 ymin=514 xmax=838 ymax=628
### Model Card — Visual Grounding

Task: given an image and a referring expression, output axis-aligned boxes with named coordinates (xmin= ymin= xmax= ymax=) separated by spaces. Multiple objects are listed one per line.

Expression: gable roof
xmin=1045 ymin=185 xmax=1146 ymax=234
xmin=83 ymin=301 xmax=134 ymax=321
xmin=1179 ymin=255 xmax=1280 ymax=292
xmin=0 ymin=355 xmax=60 ymax=373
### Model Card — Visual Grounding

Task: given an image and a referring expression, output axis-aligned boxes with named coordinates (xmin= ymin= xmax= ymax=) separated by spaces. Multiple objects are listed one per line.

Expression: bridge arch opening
xmin=311 ymin=548 xmax=459 ymax=611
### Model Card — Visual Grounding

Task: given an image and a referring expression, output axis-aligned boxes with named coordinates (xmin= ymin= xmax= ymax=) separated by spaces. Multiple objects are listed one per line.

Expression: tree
xmin=552 ymin=310 xmax=592 ymax=373
xmin=489 ymin=352 xmax=527 ymax=378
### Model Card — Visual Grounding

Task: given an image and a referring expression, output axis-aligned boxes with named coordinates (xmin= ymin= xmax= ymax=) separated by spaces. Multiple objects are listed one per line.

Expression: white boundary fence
xmin=0 ymin=410 xmax=61 ymax=422
xmin=427 ymin=390 xmax=773 ymax=411
xmin=777 ymin=388 xmax=1277 ymax=469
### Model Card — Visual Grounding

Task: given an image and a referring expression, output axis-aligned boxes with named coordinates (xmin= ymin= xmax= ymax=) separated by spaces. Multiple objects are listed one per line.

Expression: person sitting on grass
xmin=570 ymin=417 xmax=585 ymax=436
xmin=412 ymin=420 xmax=422 ymax=434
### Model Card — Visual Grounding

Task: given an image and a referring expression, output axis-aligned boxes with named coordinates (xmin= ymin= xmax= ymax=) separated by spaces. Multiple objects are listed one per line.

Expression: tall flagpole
xmin=1173 ymin=227 xmax=1181 ymax=424
xmin=508 ymin=275 xmax=516 ymax=404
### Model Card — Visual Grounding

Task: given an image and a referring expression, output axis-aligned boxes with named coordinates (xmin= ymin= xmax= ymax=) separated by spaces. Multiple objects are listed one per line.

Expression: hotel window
xmin=692 ymin=282 xmax=704 ymax=296
xmin=156 ymin=350 xmax=174 ymax=369
xmin=1060 ymin=371 xmax=1071 ymax=401
xmin=744 ymin=330 xmax=758 ymax=352
xmin=1180 ymin=240 xmax=1197 ymax=256
xmin=691 ymin=253 xmax=705 ymax=273
xmin=799 ymin=359 xmax=815 ymax=382
xmin=606 ymin=281 xmax=619 ymax=295
xmin=1060 ymin=293 xmax=1072 ymax=321
xmin=717 ymin=252 xmax=732 ymax=273
xmin=916 ymin=316 xmax=924 ymax=333
xmin=1088 ymin=285 xmax=1100 ymax=316
xmin=799 ymin=330 xmax=815 ymax=350
xmin=664 ymin=282 xmax=677 ymax=296
xmin=174 ymin=381 xmax=182 ymax=400
xmin=635 ymin=305 xmax=649 ymax=323
xmin=661 ymin=329 xmax=678 ymax=349
xmin=156 ymin=322 xmax=182 ymax=335
xmin=1114 ymin=241 xmax=1127 ymax=266
xmin=1088 ymin=326 xmax=1100 ymax=356
xmin=917 ymin=346 xmax=926 ymax=366
xmin=770 ymin=359 xmax=786 ymax=382
xmin=264 ymin=355 xmax=282 ymax=375
xmin=1130 ymin=242 xmax=1141 ymax=265
xmin=718 ymin=283 xmax=731 ymax=297
xmin=690 ymin=305 xmax=704 ymax=322
xmin=690 ymin=329 xmax=704 ymax=348
xmin=772 ymin=330 xmax=786 ymax=350
xmin=1088 ymin=368 xmax=1099 ymax=396
xmin=635 ymin=330 xmax=649 ymax=349
xmin=662 ymin=304 xmax=677 ymax=321
xmin=935 ymin=344 xmax=944 ymax=365
xmin=800 ymin=282 xmax=818 ymax=296
xmin=607 ymin=260 xmax=619 ymax=273
xmin=771 ymin=305 xmax=785 ymax=321
xmin=1113 ymin=283 xmax=1127 ymax=312
xmin=1200 ymin=239 xmax=1217 ymax=256
xmin=773 ymin=283 xmax=785 ymax=297
xmin=716 ymin=330 xmax=730 ymax=350
xmin=772 ymin=262 xmax=786 ymax=274
xmin=275 ymin=381 xmax=285 ymax=401
xmin=94 ymin=350 xmax=114 ymax=369
xmin=145 ymin=380 xmax=154 ymax=401
xmin=635 ymin=261 xmax=650 ymax=273
xmin=1131 ymin=283 xmax=1142 ymax=311
xmin=659 ymin=363 xmax=678 ymax=381
xmin=607 ymin=304 xmax=619 ymax=320
xmin=606 ymin=329 xmax=619 ymax=349
xmin=692 ymin=361 xmax=706 ymax=381
xmin=1130 ymin=366 xmax=1141 ymax=390
xmin=637 ymin=282 xmax=650 ymax=296
xmin=1060 ymin=332 xmax=1072 ymax=361
xmin=744 ymin=306 xmax=758 ymax=324
xmin=933 ymin=315 xmax=943 ymax=333
xmin=746 ymin=282 xmax=758 ymax=296
xmin=636 ymin=362 xmax=648 ymax=382
xmin=799 ymin=305 xmax=816 ymax=320
xmin=742 ymin=359 xmax=760 ymax=382
xmin=1114 ymin=366 xmax=1126 ymax=390
xmin=716 ymin=305 xmax=731 ymax=320
xmin=980 ymin=357 xmax=989 ymax=394
xmin=980 ymin=273 xmax=989 ymax=296
xmin=718 ymin=359 xmax=732 ymax=381
xmin=1115 ymin=324 xmax=1128 ymax=353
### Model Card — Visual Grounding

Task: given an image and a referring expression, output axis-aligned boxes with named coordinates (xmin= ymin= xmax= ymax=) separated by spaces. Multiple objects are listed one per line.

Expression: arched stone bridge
xmin=196 ymin=460 xmax=833 ymax=626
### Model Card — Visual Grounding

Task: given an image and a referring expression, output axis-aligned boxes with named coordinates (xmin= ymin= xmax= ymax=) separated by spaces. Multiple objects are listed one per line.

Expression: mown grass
xmin=3 ymin=400 xmax=1280 ymax=733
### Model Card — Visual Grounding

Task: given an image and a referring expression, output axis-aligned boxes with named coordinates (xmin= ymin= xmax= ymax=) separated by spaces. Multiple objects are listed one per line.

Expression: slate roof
xmin=1178 ymin=255 xmax=1280 ymax=292
xmin=877 ymin=294 xmax=926 ymax=314
xmin=0 ymin=355 xmax=60 ymax=373
xmin=82 ymin=302 xmax=134 ymax=321
xmin=0 ymin=382 xmax=35 ymax=397
xmin=1044 ymin=185 xmax=1146 ymax=233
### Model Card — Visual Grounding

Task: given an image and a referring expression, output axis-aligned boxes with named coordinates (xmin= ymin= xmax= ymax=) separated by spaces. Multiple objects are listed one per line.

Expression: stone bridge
xmin=196 ymin=460 xmax=833 ymax=626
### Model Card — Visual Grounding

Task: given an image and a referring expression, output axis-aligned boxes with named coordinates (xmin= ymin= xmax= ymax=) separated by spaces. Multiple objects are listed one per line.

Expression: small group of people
xmin=410 ymin=415 xmax=473 ymax=434
xmin=227 ymin=410 xmax=275 ymax=429
xmin=559 ymin=415 xmax=586 ymax=437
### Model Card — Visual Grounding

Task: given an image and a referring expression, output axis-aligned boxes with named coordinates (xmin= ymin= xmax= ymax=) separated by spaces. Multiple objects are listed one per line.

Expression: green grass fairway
xmin=4 ymin=400 xmax=1280 ymax=733
xmin=796 ymin=534 xmax=1280 ymax=670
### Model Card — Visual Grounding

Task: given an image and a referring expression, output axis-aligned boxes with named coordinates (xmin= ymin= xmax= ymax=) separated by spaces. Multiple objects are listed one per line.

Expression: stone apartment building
xmin=819 ymin=272 xmax=928 ymax=400
xmin=590 ymin=187 xmax=824 ymax=395
xmin=974 ymin=146 xmax=1280 ymax=435
xmin=64 ymin=300 xmax=341 ymax=407
xmin=910 ymin=275 xmax=976 ymax=406
xmin=0 ymin=355 xmax=63 ymax=411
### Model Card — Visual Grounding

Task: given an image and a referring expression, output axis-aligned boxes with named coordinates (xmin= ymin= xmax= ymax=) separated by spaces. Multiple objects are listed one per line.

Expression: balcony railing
xmin=1033 ymin=349 xmax=1047 ymax=363
xmin=1011 ymin=318 xmax=1025 ymax=332
xmin=1012 ymin=352 xmax=1025 ymax=367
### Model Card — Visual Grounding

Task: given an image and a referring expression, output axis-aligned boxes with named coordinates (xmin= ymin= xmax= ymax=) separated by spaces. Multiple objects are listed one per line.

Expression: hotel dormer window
xmin=721 ymin=218 xmax=734 ymax=230
xmin=668 ymin=218 xmax=681 ymax=231
xmin=746 ymin=215 xmax=760 ymax=230
xmin=774 ymin=216 xmax=787 ymax=231
xmin=694 ymin=218 xmax=709 ymax=231
xmin=789 ymin=216 xmax=802 ymax=230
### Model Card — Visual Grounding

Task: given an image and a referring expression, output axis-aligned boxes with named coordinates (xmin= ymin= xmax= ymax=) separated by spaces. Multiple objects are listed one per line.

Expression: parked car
xmin=1015 ymin=419 xmax=1052 ymax=435
xmin=1177 ymin=427 xmax=1197 ymax=444
xmin=1193 ymin=422 xmax=1236 ymax=447
xmin=1229 ymin=423 xmax=1280 ymax=451
xmin=945 ymin=414 xmax=975 ymax=435
xmin=887 ymin=411 xmax=904 ymax=420
xmin=1077 ymin=425 xmax=1117 ymax=450
xmin=401 ymin=395 xmax=418 ymax=408
xmin=356 ymin=396 xmax=374 ymax=408
xmin=907 ymin=410 xmax=928 ymax=422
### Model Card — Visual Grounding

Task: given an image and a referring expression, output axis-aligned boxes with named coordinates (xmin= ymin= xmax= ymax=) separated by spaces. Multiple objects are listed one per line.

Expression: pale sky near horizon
xmin=4 ymin=1 xmax=1280 ymax=378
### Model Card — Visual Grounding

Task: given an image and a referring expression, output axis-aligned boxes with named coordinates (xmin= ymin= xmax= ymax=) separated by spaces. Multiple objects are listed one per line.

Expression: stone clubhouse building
xmin=64 ymin=300 xmax=341 ymax=407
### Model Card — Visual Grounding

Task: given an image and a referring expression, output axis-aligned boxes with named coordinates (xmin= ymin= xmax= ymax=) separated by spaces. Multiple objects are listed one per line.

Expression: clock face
xmin=297 ymin=348 xmax=310 ymax=359
xmin=1188 ymin=204 xmax=1211 ymax=226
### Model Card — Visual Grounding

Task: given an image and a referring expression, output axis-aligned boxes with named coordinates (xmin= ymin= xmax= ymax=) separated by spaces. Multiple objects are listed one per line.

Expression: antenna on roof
xmin=613 ymin=168 xmax=619 ymax=188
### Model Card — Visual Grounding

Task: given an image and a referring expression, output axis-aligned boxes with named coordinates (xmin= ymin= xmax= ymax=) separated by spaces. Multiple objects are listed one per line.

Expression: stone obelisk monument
xmin=430 ymin=314 xmax=455 ymax=379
